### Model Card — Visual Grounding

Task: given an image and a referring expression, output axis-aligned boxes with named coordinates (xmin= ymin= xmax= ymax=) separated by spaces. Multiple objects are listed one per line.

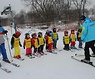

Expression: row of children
xmin=10 ymin=28 xmax=59 ymax=59
xmin=63 ymin=27 xmax=83 ymax=51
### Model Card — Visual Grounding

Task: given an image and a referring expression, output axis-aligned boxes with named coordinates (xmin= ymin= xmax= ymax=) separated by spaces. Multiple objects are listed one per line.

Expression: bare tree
xmin=72 ymin=0 xmax=88 ymax=17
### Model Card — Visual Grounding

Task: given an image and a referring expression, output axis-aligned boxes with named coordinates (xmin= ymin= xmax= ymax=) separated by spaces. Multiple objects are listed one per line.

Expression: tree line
xmin=0 ymin=0 xmax=95 ymax=26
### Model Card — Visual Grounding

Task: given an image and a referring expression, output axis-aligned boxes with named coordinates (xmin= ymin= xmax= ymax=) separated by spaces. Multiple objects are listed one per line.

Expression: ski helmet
xmin=25 ymin=33 xmax=30 ymax=38
xmin=53 ymin=28 xmax=56 ymax=32
xmin=15 ymin=31 xmax=21 ymax=36
xmin=31 ymin=33 xmax=37 ymax=38
xmin=64 ymin=30 xmax=68 ymax=35
xmin=38 ymin=32 xmax=42 ymax=37
xmin=79 ymin=15 xmax=86 ymax=20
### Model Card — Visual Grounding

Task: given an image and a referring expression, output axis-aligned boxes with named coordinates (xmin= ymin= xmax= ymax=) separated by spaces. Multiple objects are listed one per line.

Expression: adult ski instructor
xmin=79 ymin=15 xmax=95 ymax=62
xmin=0 ymin=20 xmax=10 ymax=63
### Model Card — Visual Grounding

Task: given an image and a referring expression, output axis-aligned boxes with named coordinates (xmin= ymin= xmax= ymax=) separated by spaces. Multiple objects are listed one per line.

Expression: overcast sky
xmin=0 ymin=0 xmax=95 ymax=15
xmin=0 ymin=0 xmax=29 ymax=14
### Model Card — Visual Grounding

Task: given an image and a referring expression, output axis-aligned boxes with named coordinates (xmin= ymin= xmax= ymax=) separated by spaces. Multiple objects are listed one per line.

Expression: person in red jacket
xmin=23 ymin=33 xmax=32 ymax=57
xmin=45 ymin=31 xmax=53 ymax=52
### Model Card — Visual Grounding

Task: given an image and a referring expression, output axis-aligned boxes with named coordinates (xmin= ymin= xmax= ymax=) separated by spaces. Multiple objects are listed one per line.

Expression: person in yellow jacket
xmin=23 ymin=33 xmax=32 ymax=57
xmin=63 ymin=30 xmax=70 ymax=51
xmin=31 ymin=33 xmax=39 ymax=56
xmin=11 ymin=31 xmax=22 ymax=59
xmin=38 ymin=32 xmax=45 ymax=55
xmin=76 ymin=29 xmax=83 ymax=48
xmin=52 ymin=28 xmax=59 ymax=49
xmin=69 ymin=29 xmax=77 ymax=49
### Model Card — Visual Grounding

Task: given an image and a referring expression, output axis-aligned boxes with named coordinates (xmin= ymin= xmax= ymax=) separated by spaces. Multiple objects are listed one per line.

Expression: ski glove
xmin=3 ymin=30 xmax=8 ymax=34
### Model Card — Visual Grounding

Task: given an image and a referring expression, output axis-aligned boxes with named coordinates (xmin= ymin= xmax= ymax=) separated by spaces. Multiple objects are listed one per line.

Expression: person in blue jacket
xmin=0 ymin=21 xmax=10 ymax=63
xmin=79 ymin=15 xmax=95 ymax=62
xmin=52 ymin=28 xmax=59 ymax=49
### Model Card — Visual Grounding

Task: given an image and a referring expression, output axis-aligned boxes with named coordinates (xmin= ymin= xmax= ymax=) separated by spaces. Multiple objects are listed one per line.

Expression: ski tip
xmin=75 ymin=54 xmax=77 ymax=56
xmin=71 ymin=56 xmax=73 ymax=58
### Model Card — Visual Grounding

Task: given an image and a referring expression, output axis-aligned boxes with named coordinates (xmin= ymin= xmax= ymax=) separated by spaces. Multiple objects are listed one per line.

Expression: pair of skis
xmin=0 ymin=66 xmax=11 ymax=73
xmin=71 ymin=54 xmax=95 ymax=67
xmin=47 ymin=51 xmax=57 ymax=54
xmin=0 ymin=61 xmax=20 ymax=73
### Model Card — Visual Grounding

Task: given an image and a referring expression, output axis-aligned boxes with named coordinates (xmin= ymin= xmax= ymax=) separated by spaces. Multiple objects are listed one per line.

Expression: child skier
xmin=38 ymin=32 xmax=45 ymax=55
xmin=31 ymin=33 xmax=39 ymax=56
xmin=69 ymin=29 xmax=77 ymax=49
xmin=45 ymin=31 xmax=53 ymax=52
xmin=63 ymin=30 xmax=70 ymax=51
xmin=52 ymin=28 xmax=59 ymax=49
xmin=76 ymin=29 xmax=83 ymax=48
xmin=44 ymin=30 xmax=50 ymax=51
xmin=11 ymin=31 xmax=22 ymax=59
xmin=23 ymin=33 xmax=32 ymax=57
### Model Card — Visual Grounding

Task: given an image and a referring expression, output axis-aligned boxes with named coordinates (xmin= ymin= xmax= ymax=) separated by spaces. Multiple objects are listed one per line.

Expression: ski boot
xmin=3 ymin=59 xmax=10 ymax=63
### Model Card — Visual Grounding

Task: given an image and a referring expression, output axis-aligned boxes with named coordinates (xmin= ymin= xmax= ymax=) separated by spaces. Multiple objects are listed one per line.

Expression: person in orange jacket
xmin=45 ymin=31 xmax=53 ymax=52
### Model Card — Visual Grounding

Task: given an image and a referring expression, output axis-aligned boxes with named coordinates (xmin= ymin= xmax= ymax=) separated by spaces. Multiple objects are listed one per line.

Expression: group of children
xmin=63 ymin=27 xmax=83 ymax=51
xmin=10 ymin=28 xmax=59 ymax=59
xmin=0 ymin=23 xmax=83 ymax=63
xmin=10 ymin=27 xmax=83 ymax=59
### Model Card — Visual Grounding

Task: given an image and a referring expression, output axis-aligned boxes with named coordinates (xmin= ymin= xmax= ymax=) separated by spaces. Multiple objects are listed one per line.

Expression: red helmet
xmin=71 ymin=29 xmax=74 ymax=33
xmin=15 ymin=31 xmax=21 ymax=36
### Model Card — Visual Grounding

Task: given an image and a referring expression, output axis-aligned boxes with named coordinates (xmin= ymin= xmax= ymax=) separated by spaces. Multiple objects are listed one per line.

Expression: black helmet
xmin=38 ymin=32 xmax=42 ymax=37
xmin=79 ymin=15 xmax=86 ymax=20
xmin=25 ymin=33 xmax=30 ymax=38
xmin=53 ymin=28 xmax=56 ymax=32
xmin=25 ymin=33 xmax=29 ymax=36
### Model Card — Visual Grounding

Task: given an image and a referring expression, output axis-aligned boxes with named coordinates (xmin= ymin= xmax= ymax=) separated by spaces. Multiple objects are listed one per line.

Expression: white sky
xmin=0 ymin=0 xmax=95 ymax=14
xmin=0 ymin=0 xmax=29 ymax=14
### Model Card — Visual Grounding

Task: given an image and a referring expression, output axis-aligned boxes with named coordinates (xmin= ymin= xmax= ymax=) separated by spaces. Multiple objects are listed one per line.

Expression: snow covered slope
xmin=0 ymin=26 xmax=95 ymax=79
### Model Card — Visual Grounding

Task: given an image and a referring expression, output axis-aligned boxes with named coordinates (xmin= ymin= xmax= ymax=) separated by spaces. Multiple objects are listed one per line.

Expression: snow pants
xmin=84 ymin=40 xmax=95 ymax=60
xmin=38 ymin=45 xmax=44 ymax=53
xmin=53 ymin=41 xmax=57 ymax=49
xmin=0 ymin=43 xmax=8 ymax=60
xmin=71 ymin=41 xmax=75 ymax=46
xmin=26 ymin=48 xmax=32 ymax=55
xmin=48 ymin=43 xmax=52 ymax=51
xmin=14 ymin=46 xmax=21 ymax=57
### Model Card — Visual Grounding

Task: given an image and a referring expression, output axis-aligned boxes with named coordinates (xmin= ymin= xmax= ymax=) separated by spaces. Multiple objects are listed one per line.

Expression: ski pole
xmin=5 ymin=34 xmax=13 ymax=62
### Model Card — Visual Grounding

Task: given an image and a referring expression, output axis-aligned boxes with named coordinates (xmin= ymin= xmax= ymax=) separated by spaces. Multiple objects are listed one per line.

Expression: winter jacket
xmin=63 ymin=35 xmax=70 ymax=44
xmin=52 ymin=32 xmax=59 ymax=42
xmin=38 ymin=37 xmax=45 ymax=46
xmin=11 ymin=34 xmax=22 ymax=48
xmin=0 ymin=26 xmax=5 ymax=45
xmin=81 ymin=17 xmax=95 ymax=42
xmin=23 ymin=38 xmax=32 ymax=48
